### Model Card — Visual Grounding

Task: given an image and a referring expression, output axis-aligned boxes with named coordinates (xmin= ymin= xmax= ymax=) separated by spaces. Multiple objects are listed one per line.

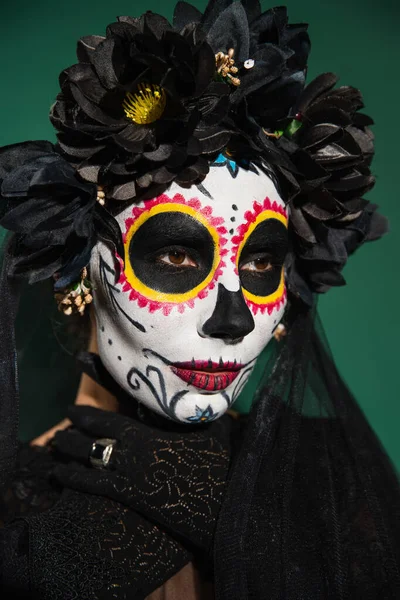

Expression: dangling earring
xmin=54 ymin=267 xmax=93 ymax=316
xmin=96 ymin=185 xmax=106 ymax=206
xmin=55 ymin=185 xmax=103 ymax=316
xmin=273 ymin=323 xmax=287 ymax=342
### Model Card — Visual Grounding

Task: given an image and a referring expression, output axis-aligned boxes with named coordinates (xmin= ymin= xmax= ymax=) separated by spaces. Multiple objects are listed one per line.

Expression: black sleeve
xmin=0 ymin=446 xmax=193 ymax=599
xmin=1 ymin=520 xmax=30 ymax=599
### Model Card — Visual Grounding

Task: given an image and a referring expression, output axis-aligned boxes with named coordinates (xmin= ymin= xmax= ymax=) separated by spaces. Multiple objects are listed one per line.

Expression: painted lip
xmin=170 ymin=359 xmax=243 ymax=392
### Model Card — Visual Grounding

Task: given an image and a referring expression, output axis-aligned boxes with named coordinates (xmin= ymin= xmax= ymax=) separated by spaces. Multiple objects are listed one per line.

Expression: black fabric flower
xmin=51 ymin=10 xmax=232 ymax=201
xmin=190 ymin=1 xmax=310 ymax=126
xmin=175 ymin=1 xmax=311 ymax=172
xmin=50 ymin=0 xmax=310 ymax=202
xmin=0 ymin=141 xmax=122 ymax=288
xmin=278 ymin=73 xmax=388 ymax=304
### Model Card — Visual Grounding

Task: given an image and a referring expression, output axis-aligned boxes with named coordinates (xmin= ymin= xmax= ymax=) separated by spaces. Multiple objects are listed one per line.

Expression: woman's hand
xmin=52 ymin=406 xmax=238 ymax=552
xmin=31 ymin=418 xmax=72 ymax=447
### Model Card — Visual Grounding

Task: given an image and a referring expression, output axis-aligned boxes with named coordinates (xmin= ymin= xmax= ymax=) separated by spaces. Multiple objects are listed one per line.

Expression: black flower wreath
xmin=276 ymin=73 xmax=387 ymax=304
xmin=0 ymin=0 xmax=387 ymax=307
xmin=50 ymin=0 xmax=309 ymax=201
xmin=50 ymin=10 xmax=229 ymax=201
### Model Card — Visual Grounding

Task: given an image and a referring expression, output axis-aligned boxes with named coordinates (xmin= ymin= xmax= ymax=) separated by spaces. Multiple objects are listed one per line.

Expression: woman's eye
xmin=241 ymin=257 xmax=273 ymax=272
xmin=157 ymin=250 xmax=198 ymax=267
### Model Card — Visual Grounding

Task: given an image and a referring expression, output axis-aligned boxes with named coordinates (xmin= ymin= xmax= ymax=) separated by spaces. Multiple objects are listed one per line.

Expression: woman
xmin=0 ymin=0 xmax=399 ymax=597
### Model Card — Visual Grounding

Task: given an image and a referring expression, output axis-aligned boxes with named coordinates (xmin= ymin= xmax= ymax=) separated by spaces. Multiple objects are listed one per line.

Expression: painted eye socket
xmin=235 ymin=215 xmax=288 ymax=314
xmin=240 ymin=256 xmax=273 ymax=273
xmin=156 ymin=249 xmax=198 ymax=268
xmin=122 ymin=202 xmax=223 ymax=303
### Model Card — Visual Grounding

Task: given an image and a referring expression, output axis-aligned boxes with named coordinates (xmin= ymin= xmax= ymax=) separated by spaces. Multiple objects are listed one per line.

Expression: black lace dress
xmin=0 ymin=403 xmax=241 ymax=600
xmin=0 ymin=446 xmax=189 ymax=599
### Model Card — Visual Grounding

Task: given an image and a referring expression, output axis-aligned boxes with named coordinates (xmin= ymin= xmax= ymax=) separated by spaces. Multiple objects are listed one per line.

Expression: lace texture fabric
xmin=26 ymin=489 xmax=191 ymax=600
xmin=0 ymin=445 xmax=193 ymax=599
xmin=53 ymin=408 xmax=239 ymax=552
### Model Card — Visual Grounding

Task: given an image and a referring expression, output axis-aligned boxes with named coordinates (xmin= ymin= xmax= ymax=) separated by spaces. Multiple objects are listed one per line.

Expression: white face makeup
xmin=90 ymin=158 xmax=288 ymax=423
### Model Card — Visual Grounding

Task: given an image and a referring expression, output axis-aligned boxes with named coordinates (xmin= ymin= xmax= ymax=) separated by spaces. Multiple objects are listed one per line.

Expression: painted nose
xmin=201 ymin=284 xmax=255 ymax=340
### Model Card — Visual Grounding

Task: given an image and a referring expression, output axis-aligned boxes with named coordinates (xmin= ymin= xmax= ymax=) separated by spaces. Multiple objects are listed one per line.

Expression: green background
xmin=1 ymin=0 xmax=399 ymax=468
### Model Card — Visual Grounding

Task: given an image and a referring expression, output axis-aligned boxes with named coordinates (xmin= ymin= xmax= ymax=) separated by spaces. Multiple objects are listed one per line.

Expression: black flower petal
xmin=50 ymin=0 xmax=310 ymax=203
xmin=173 ymin=1 xmax=202 ymax=30
xmin=281 ymin=73 xmax=386 ymax=303
xmin=206 ymin=2 xmax=250 ymax=60
xmin=76 ymin=35 xmax=106 ymax=63
xmin=0 ymin=142 xmax=122 ymax=287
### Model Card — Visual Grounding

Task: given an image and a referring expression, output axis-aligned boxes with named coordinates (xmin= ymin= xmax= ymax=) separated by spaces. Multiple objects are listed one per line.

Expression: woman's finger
xmin=30 ymin=418 xmax=72 ymax=447
xmin=53 ymin=429 xmax=96 ymax=464
xmin=67 ymin=405 xmax=134 ymax=439
xmin=53 ymin=463 xmax=123 ymax=499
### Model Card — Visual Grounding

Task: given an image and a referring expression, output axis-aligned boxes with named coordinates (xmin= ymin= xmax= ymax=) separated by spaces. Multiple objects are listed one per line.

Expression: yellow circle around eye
xmin=242 ymin=268 xmax=285 ymax=305
xmin=236 ymin=210 xmax=288 ymax=306
xmin=123 ymin=203 xmax=220 ymax=303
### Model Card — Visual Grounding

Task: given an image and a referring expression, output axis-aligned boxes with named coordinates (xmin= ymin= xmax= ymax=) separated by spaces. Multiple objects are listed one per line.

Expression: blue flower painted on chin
xmin=187 ymin=405 xmax=218 ymax=423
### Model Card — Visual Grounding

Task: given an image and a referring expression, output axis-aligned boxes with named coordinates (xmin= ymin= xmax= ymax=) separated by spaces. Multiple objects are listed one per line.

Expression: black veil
xmin=0 ymin=233 xmax=83 ymax=490
xmin=214 ymin=300 xmax=400 ymax=599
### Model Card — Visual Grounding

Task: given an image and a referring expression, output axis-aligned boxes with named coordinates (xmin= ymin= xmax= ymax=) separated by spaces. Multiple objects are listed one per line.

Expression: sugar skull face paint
xmin=120 ymin=194 xmax=228 ymax=313
xmin=90 ymin=161 xmax=288 ymax=423
xmin=232 ymin=197 xmax=288 ymax=315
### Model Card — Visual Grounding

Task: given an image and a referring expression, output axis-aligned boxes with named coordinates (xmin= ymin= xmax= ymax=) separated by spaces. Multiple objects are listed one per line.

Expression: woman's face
xmin=90 ymin=161 xmax=288 ymax=423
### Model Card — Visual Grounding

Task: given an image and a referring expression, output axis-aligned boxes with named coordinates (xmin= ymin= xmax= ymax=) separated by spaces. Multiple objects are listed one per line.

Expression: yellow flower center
xmin=122 ymin=83 xmax=166 ymax=125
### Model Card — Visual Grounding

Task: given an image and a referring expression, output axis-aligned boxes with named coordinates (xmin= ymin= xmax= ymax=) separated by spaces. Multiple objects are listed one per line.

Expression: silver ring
xmin=89 ymin=438 xmax=116 ymax=469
